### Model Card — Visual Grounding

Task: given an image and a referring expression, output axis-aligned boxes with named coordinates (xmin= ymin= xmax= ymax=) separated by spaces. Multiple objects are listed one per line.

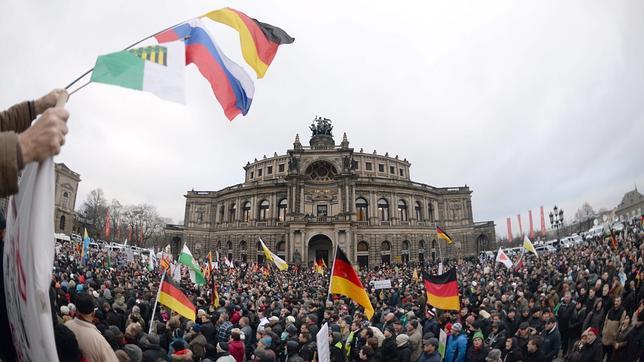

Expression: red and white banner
xmin=3 ymin=158 xmax=58 ymax=360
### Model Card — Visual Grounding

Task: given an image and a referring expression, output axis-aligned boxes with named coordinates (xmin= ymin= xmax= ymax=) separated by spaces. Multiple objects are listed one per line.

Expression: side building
xmin=164 ymin=118 xmax=495 ymax=267
xmin=55 ymin=163 xmax=81 ymax=235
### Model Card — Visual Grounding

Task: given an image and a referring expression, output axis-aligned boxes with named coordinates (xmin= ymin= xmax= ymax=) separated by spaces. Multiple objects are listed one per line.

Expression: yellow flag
xmin=523 ymin=235 xmax=539 ymax=258
xmin=412 ymin=268 xmax=420 ymax=282
xmin=260 ymin=238 xmax=288 ymax=271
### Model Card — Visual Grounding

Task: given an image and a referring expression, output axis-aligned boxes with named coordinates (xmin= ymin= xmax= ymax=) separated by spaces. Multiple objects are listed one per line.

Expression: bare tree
xmin=78 ymin=188 xmax=108 ymax=238
xmin=574 ymin=202 xmax=595 ymax=222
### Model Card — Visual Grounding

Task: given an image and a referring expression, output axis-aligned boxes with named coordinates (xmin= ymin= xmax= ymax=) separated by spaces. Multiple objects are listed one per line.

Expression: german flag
xmin=423 ymin=268 xmax=460 ymax=311
xmin=436 ymin=226 xmax=454 ymax=244
xmin=610 ymin=228 xmax=618 ymax=249
xmin=329 ymin=247 xmax=374 ymax=320
xmin=203 ymin=7 xmax=295 ymax=78
xmin=211 ymin=278 xmax=220 ymax=308
xmin=158 ymin=278 xmax=196 ymax=320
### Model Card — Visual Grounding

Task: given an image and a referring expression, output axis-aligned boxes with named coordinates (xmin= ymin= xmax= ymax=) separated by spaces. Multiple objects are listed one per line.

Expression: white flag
xmin=316 ymin=322 xmax=331 ymax=362
xmin=496 ymin=247 xmax=513 ymax=269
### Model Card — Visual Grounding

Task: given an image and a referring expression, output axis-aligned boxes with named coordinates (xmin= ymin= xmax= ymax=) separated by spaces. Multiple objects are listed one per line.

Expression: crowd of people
xmin=0 ymin=218 xmax=640 ymax=362
xmin=1 ymin=91 xmax=643 ymax=361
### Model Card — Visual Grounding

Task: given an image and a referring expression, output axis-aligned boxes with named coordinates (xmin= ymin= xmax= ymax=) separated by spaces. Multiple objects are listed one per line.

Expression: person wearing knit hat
xmin=396 ymin=332 xmax=412 ymax=361
xmin=122 ymin=344 xmax=143 ymax=362
xmin=445 ymin=322 xmax=467 ymax=362
xmin=467 ymin=330 xmax=490 ymax=362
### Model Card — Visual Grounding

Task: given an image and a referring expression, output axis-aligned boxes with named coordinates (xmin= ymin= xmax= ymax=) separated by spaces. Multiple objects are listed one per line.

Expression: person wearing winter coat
xmin=602 ymin=296 xmax=626 ymax=361
xmin=539 ymin=318 xmax=561 ymax=362
xmin=418 ymin=337 xmax=441 ymax=362
xmin=444 ymin=323 xmax=467 ymax=362
xmin=566 ymin=300 xmax=586 ymax=357
xmin=579 ymin=327 xmax=603 ymax=362
xmin=380 ymin=326 xmax=398 ymax=362
xmin=228 ymin=328 xmax=245 ymax=362
xmin=622 ymin=310 xmax=644 ymax=361
xmin=583 ymin=299 xmax=605 ymax=332
xmin=556 ymin=293 xmax=575 ymax=355
xmin=485 ymin=321 xmax=507 ymax=351
xmin=140 ymin=334 xmax=167 ymax=362
xmin=189 ymin=324 xmax=208 ymax=361
xmin=395 ymin=333 xmax=412 ymax=362
xmin=501 ymin=337 xmax=524 ymax=362
xmin=467 ymin=331 xmax=490 ymax=362
xmin=524 ymin=337 xmax=546 ymax=362
xmin=171 ymin=340 xmax=194 ymax=361
xmin=406 ymin=319 xmax=423 ymax=361
xmin=612 ymin=313 xmax=634 ymax=362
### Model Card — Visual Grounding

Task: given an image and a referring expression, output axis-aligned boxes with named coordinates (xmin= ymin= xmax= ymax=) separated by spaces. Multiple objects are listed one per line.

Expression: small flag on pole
xmin=522 ymin=235 xmax=539 ymax=258
xmin=259 ymin=238 xmax=288 ymax=271
xmin=178 ymin=244 xmax=206 ymax=285
xmin=496 ymin=247 xmax=513 ymax=269
xmin=329 ymin=246 xmax=374 ymax=320
xmin=436 ymin=226 xmax=454 ymax=244
xmin=158 ymin=278 xmax=196 ymax=320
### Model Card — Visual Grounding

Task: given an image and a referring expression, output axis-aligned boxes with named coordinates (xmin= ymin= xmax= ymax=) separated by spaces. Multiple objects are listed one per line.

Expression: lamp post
xmin=549 ymin=206 xmax=565 ymax=243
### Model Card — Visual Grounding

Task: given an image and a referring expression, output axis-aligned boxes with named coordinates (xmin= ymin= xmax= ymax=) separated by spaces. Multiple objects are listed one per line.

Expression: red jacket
xmin=228 ymin=340 xmax=245 ymax=362
xmin=231 ymin=310 xmax=242 ymax=325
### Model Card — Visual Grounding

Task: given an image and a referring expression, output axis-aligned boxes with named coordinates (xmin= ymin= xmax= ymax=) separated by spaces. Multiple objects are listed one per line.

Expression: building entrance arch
xmin=308 ymin=234 xmax=333 ymax=267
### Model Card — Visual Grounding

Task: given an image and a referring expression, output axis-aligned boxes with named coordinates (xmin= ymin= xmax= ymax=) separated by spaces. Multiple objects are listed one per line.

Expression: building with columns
xmin=54 ymin=163 xmax=81 ymax=235
xmin=164 ymin=118 xmax=495 ymax=267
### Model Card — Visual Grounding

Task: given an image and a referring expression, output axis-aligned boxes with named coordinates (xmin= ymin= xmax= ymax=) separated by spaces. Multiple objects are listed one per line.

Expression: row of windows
xmin=249 ymin=163 xmax=286 ymax=180
xmin=206 ymin=197 xmax=436 ymax=223
xmin=357 ymin=239 xmax=439 ymax=252
xmin=360 ymin=162 xmax=405 ymax=177
xmin=356 ymin=198 xmax=435 ymax=222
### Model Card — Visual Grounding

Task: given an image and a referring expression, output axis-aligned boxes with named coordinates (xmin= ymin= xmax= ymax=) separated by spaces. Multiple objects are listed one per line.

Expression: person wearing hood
xmin=380 ymin=325 xmax=398 ymax=362
xmin=445 ymin=323 xmax=467 ymax=362
xmin=485 ymin=320 xmax=507 ymax=351
xmin=467 ymin=331 xmax=490 ymax=362
xmin=189 ymin=324 xmax=208 ymax=361
xmin=140 ymin=334 xmax=166 ymax=362
xmin=396 ymin=333 xmax=412 ymax=362
xmin=500 ymin=337 xmax=523 ymax=362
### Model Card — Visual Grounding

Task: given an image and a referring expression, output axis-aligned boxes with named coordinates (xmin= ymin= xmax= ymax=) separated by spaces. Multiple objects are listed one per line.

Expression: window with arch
xmin=357 ymin=241 xmax=369 ymax=269
xmin=381 ymin=240 xmax=391 ymax=264
xmin=62 ymin=192 xmax=69 ymax=209
xmin=276 ymin=241 xmax=286 ymax=259
xmin=428 ymin=203 xmax=435 ymax=222
xmin=258 ymin=200 xmax=269 ymax=221
xmin=357 ymin=241 xmax=369 ymax=252
xmin=356 ymin=197 xmax=368 ymax=221
xmin=432 ymin=239 xmax=437 ymax=249
xmin=402 ymin=240 xmax=410 ymax=263
xmin=226 ymin=241 xmax=233 ymax=261
xmin=228 ymin=203 xmax=236 ymax=221
xmin=59 ymin=215 xmax=66 ymax=230
xmin=242 ymin=201 xmax=251 ymax=222
xmin=256 ymin=241 xmax=265 ymax=263
xmin=240 ymin=240 xmax=247 ymax=262
xmin=305 ymin=161 xmax=338 ymax=182
xmin=377 ymin=198 xmax=389 ymax=221
xmin=278 ymin=198 xmax=288 ymax=221
xmin=398 ymin=200 xmax=408 ymax=221
xmin=415 ymin=201 xmax=422 ymax=221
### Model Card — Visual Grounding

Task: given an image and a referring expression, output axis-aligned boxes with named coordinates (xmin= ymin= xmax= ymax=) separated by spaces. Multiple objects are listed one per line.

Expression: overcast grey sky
xmin=1 ymin=0 xmax=642 ymax=237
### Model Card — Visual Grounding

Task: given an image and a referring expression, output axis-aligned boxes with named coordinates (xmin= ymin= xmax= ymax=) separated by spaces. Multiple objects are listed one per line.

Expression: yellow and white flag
xmin=259 ymin=238 xmax=288 ymax=271
xmin=523 ymin=235 xmax=539 ymax=258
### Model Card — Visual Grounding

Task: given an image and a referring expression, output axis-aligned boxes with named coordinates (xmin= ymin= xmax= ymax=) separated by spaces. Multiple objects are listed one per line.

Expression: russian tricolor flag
xmin=156 ymin=19 xmax=254 ymax=120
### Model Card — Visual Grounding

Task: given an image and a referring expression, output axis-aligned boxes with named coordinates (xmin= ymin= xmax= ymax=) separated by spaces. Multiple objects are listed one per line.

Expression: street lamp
xmin=549 ymin=205 xmax=564 ymax=243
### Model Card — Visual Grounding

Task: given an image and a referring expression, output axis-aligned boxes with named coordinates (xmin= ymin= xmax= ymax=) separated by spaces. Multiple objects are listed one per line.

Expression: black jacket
xmin=380 ymin=336 xmax=398 ymax=362
xmin=579 ymin=338 xmax=603 ymax=362
xmin=540 ymin=325 xmax=561 ymax=362
xmin=397 ymin=344 xmax=412 ymax=362
xmin=466 ymin=345 xmax=490 ymax=362
xmin=524 ymin=348 xmax=546 ymax=362
xmin=142 ymin=344 xmax=167 ymax=362
xmin=557 ymin=302 xmax=575 ymax=331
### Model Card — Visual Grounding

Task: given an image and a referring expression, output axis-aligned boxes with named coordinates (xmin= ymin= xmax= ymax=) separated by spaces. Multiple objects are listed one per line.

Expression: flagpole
xmin=326 ymin=244 xmax=339 ymax=302
xmin=148 ymin=271 xmax=166 ymax=334
xmin=64 ymin=18 xmax=190 ymax=90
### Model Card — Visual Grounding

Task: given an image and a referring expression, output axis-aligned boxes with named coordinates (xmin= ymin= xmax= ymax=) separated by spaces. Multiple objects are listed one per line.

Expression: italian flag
xmin=178 ymin=244 xmax=206 ymax=285
xmin=90 ymin=40 xmax=185 ymax=103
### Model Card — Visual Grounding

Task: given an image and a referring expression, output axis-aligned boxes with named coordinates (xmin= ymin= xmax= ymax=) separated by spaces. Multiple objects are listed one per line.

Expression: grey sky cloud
xmin=1 ymin=1 xmax=642 ymax=236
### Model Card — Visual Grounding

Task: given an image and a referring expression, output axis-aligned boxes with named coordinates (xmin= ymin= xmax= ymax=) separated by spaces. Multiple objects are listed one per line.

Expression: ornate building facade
xmin=164 ymin=119 xmax=495 ymax=267
xmin=54 ymin=163 xmax=81 ymax=235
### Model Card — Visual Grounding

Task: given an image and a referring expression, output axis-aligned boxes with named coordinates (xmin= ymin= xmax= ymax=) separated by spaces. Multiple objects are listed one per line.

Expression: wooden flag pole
xmin=148 ymin=271 xmax=167 ymax=334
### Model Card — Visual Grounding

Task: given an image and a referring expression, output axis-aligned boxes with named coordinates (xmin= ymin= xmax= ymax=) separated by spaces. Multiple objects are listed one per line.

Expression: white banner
xmin=370 ymin=279 xmax=392 ymax=290
xmin=316 ymin=322 xmax=330 ymax=362
xmin=3 ymin=159 xmax=58 ymax=361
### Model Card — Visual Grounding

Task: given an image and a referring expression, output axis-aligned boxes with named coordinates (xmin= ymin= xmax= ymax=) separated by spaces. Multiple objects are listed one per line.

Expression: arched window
xmin=256 ymin=241 xmax=265 ymax=264
xmin=62 ymin=192 xmax=69 ymax=209
xmin=357 ymin=241 xmax=369 ymax=269
xmin=377 ymin=198 xmax=389 ymax=221
xmin=242 ymin=201 xmax=251 ymax=222
xmin=226 ymin=241 xmax=233 ymax=261
xmin=305 ymin=161 xmax=338 ymax=181
xmin=381 ymin=240 xmax=391 ymax=264
xmin=401 ymin=240 xmax=410 ymax=263
xmin=258 ymin=200 xmax=269 ymax=221
xmin=418 ymin=240 xmax=426 ymax=263
xmin=59 ymin=215 xmax=66 ymax=230
xmin=276 ymin=241 xmax=286 ymax=260
xmin=428 ymin=203 xmax=435 ymax=222
xmin=356 ymin=197 xmax=368 ymax=221
xmin=228 ymin=203 xmax=236 ymax=221
xmin=398 ymin=200 xmax=408 ymax=221
xmin=278 ymin=199 xmax=288 ymax=221
xmin=240 ymin=240 xmax=247 ymax=262
xmin=415 ymin=201 xmax=422 ymax=221
xmin=432 ymin=239 xmax=437 ymax=249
